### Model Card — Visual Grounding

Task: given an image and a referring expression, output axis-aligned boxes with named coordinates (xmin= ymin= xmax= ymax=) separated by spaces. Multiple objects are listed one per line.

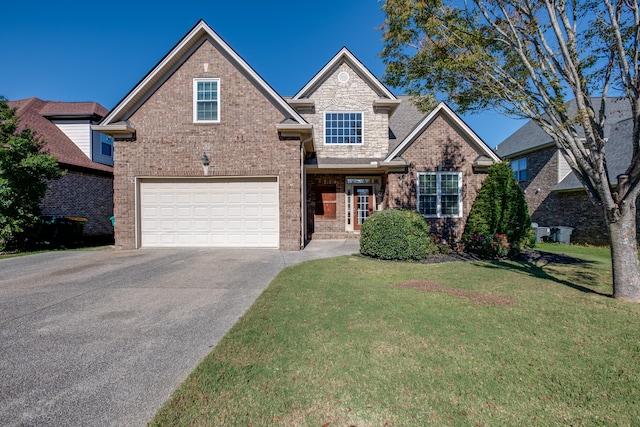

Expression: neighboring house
xmin=8 ymin=97 xmax=114 ymax=243
xmin=95 ymin=20 xmax=499 ymax=250
xmin=495 ymin=97 xmax=633 ymax=245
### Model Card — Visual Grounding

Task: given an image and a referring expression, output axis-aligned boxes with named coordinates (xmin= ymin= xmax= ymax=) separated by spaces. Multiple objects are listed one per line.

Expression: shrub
xmin=0 ymin=98 xmax=61 ymax=251
xmin=463 ymin=161 xmax=531 ymax=251
xmin=360 ymin=210 xmax=431 ymax=260
xmin=465 ymin=233 xmax=511 ymax=259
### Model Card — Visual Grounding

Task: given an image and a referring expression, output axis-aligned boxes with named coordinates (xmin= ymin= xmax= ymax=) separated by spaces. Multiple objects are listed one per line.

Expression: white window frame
xmin=417 ymin=172 xmax=462 ymax=218
xmin=324 ymin=111 xmax=363 ymax=144
xmin=510 ymin=157 xmax=527 ymax=182
xmin=193 ymin=78 xmax=220 ymax=123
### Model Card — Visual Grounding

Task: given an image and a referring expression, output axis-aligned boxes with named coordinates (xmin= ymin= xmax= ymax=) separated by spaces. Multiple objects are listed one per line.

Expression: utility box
xmin=532 ymin=223 xmax=551 ymax=243
xmin=40 ymin=216 xmax=87 ymax=248
xmin=554 ymin=226 xmax=574 ymax=244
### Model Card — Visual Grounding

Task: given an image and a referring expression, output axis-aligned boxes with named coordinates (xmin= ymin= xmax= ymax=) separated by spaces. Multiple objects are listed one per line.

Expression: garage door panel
xmin=243 ymin=207 xmax=259 ymax=216
xmin=140 ymin=178 xmax=279 ymax=248
xmin=227 ymin=207 xmax=243 ymax=217
xmin=193 ymin=207 xmax=210 ymax=217
xmin=261 ymin=206 xmax=277 ymax=217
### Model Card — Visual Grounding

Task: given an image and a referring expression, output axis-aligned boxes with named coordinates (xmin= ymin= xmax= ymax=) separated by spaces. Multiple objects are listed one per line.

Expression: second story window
xmin=510 ymin=158 xmax=527 ymax=182
xmin=325 ymin=112 xmax=362 ymax=144
xmin=193 ymin=78 xmax=220 ymax=123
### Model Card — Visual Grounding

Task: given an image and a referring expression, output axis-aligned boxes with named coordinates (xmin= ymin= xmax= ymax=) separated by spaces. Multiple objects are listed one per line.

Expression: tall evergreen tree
xmin=0 ymin=97 xmax=61 ymax=251
xmin=463 ymin=162 xmax=531 ymax=248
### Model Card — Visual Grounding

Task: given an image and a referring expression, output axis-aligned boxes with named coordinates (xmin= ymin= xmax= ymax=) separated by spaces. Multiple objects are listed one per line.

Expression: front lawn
xmin=151 ymin=244 xmax=640 ymax=426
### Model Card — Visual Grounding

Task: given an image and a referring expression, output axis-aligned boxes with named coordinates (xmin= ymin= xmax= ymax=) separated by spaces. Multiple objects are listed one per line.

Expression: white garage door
xmin=139 ymin=178 xmax=279 ymax=247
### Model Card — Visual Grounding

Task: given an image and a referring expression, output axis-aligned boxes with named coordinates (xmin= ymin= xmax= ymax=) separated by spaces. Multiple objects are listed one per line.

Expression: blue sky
xmin=1 ymin=0 xmax=523 ymax=148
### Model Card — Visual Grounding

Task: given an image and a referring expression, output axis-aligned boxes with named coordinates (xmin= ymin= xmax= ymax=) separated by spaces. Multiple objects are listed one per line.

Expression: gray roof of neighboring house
xmin=554 ymin=117 xmax=634 ymax=190
xmin=494 ymin=97 xmax=632 ymax=158
xmin=388 ymin=95 xmax=429 ymax=153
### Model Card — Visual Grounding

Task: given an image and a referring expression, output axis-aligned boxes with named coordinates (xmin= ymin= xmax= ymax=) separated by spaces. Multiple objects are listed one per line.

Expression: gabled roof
xmin=293 ymin=47 xmax=397 ymax=101
xmin=8 ymin=98 xmax=113 ymax=174
xmin=495 ymin=97 xmax=634 ymax=191
xmin=495 ymin=97 xmax=632 ymax=158
xmin=384 ymin=102 xmax=500 ymax=163
xmin=494 ymin=119 xmax=552 ymax=158
xmin=40 ymin=102 xmax=108 ymax=119
xmin=388 ymin=95 xmax=430 ymax=152
xmin=554 ymin=117 xmax=634 ymax=191
xmin=101 ymin=19 xmax=306 ymax=127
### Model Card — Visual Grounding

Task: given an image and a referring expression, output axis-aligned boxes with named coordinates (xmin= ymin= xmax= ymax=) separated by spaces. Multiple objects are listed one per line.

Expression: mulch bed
xmin=416 ymin=249 xmax=587 ymax=265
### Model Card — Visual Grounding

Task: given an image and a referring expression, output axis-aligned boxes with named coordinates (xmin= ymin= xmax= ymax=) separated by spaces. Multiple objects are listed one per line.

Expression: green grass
xmin=151 ymin=245 xmax=640 ymax=426
xmin=0 ymin=245 xmax=111 ymax=259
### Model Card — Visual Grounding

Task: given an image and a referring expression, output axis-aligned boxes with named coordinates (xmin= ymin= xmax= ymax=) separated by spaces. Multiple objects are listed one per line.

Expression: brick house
xmin=96 ymin=20 xmax=499 ymax=250
xmin=494 ymin=97 xmax=633 ymax=245
xmin=8 ymin=97 xmax=114 ymax=243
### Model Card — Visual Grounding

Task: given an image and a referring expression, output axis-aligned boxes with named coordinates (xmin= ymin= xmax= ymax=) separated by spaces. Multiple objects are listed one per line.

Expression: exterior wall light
xmin=201 ymin=152 xmax=210 ymax=175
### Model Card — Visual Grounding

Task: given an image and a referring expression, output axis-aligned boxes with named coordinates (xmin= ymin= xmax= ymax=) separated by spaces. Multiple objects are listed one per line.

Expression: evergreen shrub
xmin=360 ymin=210 xmax=431 ymax=260
xmin=465 ymin=233 xmax=510 ymax=259
xmin=463 ymin=161 xmax=531 ymax=258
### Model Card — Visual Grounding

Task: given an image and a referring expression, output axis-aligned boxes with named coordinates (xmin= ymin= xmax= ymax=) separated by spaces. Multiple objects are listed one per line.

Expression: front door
xmin=353 ymin=186 xmax=374 ymax=230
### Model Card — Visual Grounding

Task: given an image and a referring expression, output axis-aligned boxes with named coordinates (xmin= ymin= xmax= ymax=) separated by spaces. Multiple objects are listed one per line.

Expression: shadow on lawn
xmin=476 ymin=252 xmax=611 ymax=298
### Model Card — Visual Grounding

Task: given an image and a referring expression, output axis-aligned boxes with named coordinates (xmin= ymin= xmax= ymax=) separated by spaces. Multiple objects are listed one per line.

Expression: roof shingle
xmin=8 ymin=97 xmax=113 ymax=174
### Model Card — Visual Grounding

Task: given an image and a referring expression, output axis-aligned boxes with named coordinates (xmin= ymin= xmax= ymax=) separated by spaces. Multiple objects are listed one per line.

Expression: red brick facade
xmin=520 ymin=147 xmax=613 ymax=245
xmin=41 ymin=169 xmax=114 ymax=241
xmin=113 ymin=41 xmax=303 ymax=250
xmin=106 ymin=22 xmax=493 ymax=250
xmin=385 ymin=114 xmax=489 ymax=241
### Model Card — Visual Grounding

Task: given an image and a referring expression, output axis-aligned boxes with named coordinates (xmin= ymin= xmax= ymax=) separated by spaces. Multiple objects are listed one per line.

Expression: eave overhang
xmin=305 ymin=159 xmax=407 ymax=174
xmin=497 ymin=141 xmax=556 ymax=160
xmin=92 ymin=121 xmax=136 ymax=141
xmin=287 ymin=99 xmax=315 ymax=108
xmin=276 ymin=123 xmax=315 ymax=152
xmin=472 ymin=155 xmax=495 ymax=172
xmin=373 ymin=99 xmax=401 ymax=116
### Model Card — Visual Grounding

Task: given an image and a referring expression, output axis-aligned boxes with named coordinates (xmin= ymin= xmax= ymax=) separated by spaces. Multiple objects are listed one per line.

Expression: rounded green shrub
xmin=360 ymin=210 xmax=431 ymax=260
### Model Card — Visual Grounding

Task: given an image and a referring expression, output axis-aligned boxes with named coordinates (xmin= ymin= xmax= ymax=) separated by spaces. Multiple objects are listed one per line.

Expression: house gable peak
xmin=101 ymin=19 xmax=306 ymax=128
xmin=293 ymin=47 xmax=397 ymax=101
xmin=385 ymin=102 xmax=501 ymax=165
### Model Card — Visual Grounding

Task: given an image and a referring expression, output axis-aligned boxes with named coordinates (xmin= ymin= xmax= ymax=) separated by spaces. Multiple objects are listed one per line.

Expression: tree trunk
xmin=609 ymin=205 xmax=640 ymax=301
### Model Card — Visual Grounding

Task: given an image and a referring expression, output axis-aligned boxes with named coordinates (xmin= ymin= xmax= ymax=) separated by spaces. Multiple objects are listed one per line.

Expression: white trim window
xmin=510 ymin=157 xmax=527 ymax=182
xmin=324 ymin=112 xmax=363 ymax=144
xmin=417 ymin=172 xmax=462 ymax=217
xmin=193 ymin=78 xmax=220 ymax=123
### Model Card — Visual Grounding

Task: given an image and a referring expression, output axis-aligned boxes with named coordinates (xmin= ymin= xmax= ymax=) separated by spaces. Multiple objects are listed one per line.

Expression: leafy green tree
xmin=0 ymin=97 xmax=61 ymax=251
xmin=463 ymin=162 xmax=531 ymax=250
xmin=381 ymin=0 xmax=640 ymax=301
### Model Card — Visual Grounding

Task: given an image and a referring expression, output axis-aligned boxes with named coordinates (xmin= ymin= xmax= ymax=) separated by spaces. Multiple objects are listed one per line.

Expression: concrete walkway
xmin=0 ymin=240 xmax=360 ymax=427
xmin=282 ymin=238 xmax=360 ymax=265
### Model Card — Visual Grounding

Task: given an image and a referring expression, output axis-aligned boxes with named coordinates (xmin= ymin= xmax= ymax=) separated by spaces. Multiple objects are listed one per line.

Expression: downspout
xmin=300 ymin=136 xmax=313 ymax=249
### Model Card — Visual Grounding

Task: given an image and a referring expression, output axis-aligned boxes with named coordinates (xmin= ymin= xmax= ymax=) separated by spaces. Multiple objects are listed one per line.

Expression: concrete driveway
xmin=0 ymin=240 xmax=359 ymax=426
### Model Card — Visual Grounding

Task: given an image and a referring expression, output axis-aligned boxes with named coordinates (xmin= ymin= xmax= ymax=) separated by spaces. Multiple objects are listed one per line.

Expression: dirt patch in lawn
xmin=395 ymin=280 xmax=517 ymax=306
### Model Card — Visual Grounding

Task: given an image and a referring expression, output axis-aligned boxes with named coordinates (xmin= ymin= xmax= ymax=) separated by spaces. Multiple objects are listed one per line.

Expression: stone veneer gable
xmin=301 ymin=62 xmax=389 ymax=159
